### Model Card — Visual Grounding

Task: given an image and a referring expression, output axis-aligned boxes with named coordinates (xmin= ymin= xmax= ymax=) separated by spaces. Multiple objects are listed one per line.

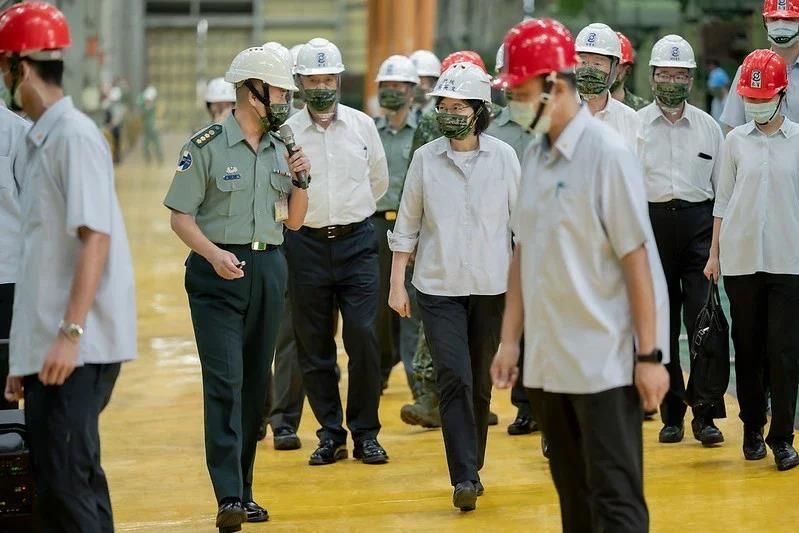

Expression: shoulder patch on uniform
xmin=176 ymin=150 xmax=193 ymax=172
xmin=191 ymin=124 xmax=223 ymax=148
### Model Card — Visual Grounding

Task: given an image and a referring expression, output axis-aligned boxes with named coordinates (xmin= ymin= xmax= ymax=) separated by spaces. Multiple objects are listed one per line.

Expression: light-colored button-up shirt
xmin=514 ymin=107 xmax=670 ymax=394
xmin=10 ymin=97 xmax=137 ymax=377
xmin=0 ymin=107 xmax=29 ymax=284
xmin=163 ymin=114 xmax=294 ymax=245
xmin=388 ymin=134 xmax=520 ymax=297
xmin=714 ymin=118 xmax=799 ymax=276
xmin=592 ymin=92 xmax=642 ymax=152
xmin=721 ymin=57 xmax=799 ymax=128
xmin=374 ymin=112 xmax=416 ymax=212
xmin=638 ymin=102 xmax=724 ymax=203
xmin=285 ymin=104 xmax=388 ymax=228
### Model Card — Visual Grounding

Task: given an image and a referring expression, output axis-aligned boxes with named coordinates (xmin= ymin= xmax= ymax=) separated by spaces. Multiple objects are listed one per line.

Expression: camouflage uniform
xmin=623 ymin=89 xmax=650 ymax=111
xmin=409 ymin=108 xmax=440 ymax=159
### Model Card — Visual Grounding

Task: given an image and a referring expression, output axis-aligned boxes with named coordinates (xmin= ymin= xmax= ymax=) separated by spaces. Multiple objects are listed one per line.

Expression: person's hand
xmin=284 ymin=146 xmax=311 ymax=184
xmin=388 ymin=282 xmax=411 ymax=317
xmin=209 ymin=248 xmax=244 ymax=280
xmin=491 ymin=342 xmax=521 ymax=389
xmin=4 ymin=376 xmax=23 ymax=402
xmin=703 ymin=254 xmax=720 ymax=282
xmin=39 ymin=335 xmax=80 ymax=386
xmin=634 ymin=362 xmax=669 ymax=412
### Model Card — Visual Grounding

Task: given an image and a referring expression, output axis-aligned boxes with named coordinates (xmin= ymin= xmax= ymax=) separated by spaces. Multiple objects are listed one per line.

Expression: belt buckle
xmin=385 ymin=211 xmax=397 ymax=221
xmin=326 ymin=226 xmax=336 ymax=240
xmin=251 ymin=241 xmax=267 ymax=251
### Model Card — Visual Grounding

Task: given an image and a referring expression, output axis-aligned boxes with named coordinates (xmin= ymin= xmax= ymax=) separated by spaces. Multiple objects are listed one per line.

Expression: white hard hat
xmin=295 ymin=38 xmax=345 ymax=75
xmin=205 ymin=77 xmax=236 ymax=103
xmin=263 ymin=41 xmax=292 ymax=67
xmin=376 ymin=55 xmax=420 ymax=84
xmin=143 ymin=86 xmax=157 ymax=101
xmin=649 ymin=34 xmax=696 ymax=69
xmin=575 ymin=23 xmax=622 ymax=59
xmin=427 ymin=62 xmax=491 ymax=103
xmin=225 ymin=46 xmax=298 ymax=91
xmin=289 ymin=44 xmax=303 ymax=72
xmin=409 ymin=49 xmax=441 ymax=77
xmin=495 ymin=44 xmax=504 ymax=73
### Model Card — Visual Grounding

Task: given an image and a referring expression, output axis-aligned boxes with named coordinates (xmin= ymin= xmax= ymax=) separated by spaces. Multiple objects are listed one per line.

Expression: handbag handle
xmin=705 ymin=281 xmax=721 ymax=311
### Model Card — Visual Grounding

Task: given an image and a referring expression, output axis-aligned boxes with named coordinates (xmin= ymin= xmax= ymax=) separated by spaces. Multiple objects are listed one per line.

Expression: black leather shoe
xmin=243 ymin=501 xmax=269 ymax=523
xmin=691 ymin=418 xmax=724 ymax=447
xmin=353 ymin=438 xmax=389 ymax=464
xmin=743 ymin=428 xmax=767 ymax=460
xmin=475 ymin=480 xmax=484 ymax=496
xmin=488 ymin=411 xmax=499 ymax=426
xmin=658 ymin=424 xmax=684 ymax=443
xmin=507 ymin=415 xmax=538 ymax=435
xmin=542 ymin=434 xmax=550 ymax=459
xmin=308 ymin=439 xmax=348 ymax=465
xmin=216 ymin=500 xmax=246 ymax=532
xmin=771 ymin=442 xmax=799 ymax=471
xmin=273 ymin=427 xmax=301 ymax=451
xmin=453 ymin=481 xmax=478 ymax=511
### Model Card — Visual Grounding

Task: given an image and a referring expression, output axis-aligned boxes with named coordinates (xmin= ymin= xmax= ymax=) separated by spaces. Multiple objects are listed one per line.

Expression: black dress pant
xmin=284 ymin=222 xmax=381 ymax=445
xmin=510 ymin=339 xmax=532 ymax=419
xmin=24 ymin=363 xmax=121 ymax=533
xmin=416 ymin=291 xmax=504 ymax=485
xmin=185 ymin=246 xmax=286 ymax=502
xmin=526 ymin=386 xmax=648 ymax=533
xmin=0 ymin=283 xmax=17 ymax=410
xmin=724 ymin=273 xmax=799 ymax=445
xmin=649 ymin=201 xmax=715 ymax=424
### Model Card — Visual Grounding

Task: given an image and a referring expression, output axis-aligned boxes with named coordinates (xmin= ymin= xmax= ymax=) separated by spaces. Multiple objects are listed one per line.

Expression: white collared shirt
xmin=388 ymin=134 xmax=520 ymax=297
xmin=721 ymin=58 xmax=799 ymax=128
xmin=285 ymin=104 xmax=388 ymax=228
xmin=638 ymin=102 xmax=724 ymax=203
xmin=714 ymin=118 xmax=799 ymax=276
xmin=0 ymin=107 xmax=29 ymax=284
xmin=10 ymin=97 xmax=137 ymax=376
xmin=592 ymin=92 xmax=642 ymax=152
xmin=514 ymin=107 xmax=670 ymax=395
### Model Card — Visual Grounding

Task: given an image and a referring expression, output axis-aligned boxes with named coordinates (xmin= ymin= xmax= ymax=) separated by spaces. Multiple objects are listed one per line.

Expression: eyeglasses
xmin=435 ymin=103 xmax=471 ymax=114
xmin=653 ymin=72 xmax=692 ymax=84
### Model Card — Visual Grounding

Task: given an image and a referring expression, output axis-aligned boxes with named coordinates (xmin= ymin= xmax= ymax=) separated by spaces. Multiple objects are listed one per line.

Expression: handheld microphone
xmin=278 ymin=124 xmax=310 ymax=189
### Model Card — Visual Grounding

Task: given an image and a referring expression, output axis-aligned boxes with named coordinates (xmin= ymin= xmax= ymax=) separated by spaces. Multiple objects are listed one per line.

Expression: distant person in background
xmin=139 ymin=85 xmax=164 ymax=165
xmin=707 ymin=59 xmax=730 ymax=122
xmin=408 ymin=50 xmax=441 ymax=121
xmin=205 ymin=76 xmax=236 ymax=123
xmin=289 ymin=44 xmax=305 ymax=115
xmin=612 ymin=31 xmax=650 ymax=111
xmin=104 ymin=85 xmax=125 ymax=164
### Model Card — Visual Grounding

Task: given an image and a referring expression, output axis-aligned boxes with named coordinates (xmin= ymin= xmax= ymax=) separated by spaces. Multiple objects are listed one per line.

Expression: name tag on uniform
xmin=275 ymin=197 xmax=289 ymax=222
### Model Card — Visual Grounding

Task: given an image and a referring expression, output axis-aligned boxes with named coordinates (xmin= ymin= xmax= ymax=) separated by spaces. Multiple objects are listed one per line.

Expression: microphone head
xmin=278 ymin=123 xmax=294 ymax=144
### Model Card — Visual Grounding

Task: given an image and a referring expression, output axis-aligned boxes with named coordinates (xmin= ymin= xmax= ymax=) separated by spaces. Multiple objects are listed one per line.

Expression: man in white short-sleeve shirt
xmin=0 ymin=4 xmax=136 ymax=530
xmin=490 ymin=19 xmax=669 ymax=533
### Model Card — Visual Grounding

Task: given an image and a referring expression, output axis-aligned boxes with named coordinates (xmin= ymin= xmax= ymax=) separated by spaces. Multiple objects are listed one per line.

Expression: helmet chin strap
xmin=244 ymin=79 xmax=274 ymax=129
xmin=528 ymin=72 xmax=557 ymax=132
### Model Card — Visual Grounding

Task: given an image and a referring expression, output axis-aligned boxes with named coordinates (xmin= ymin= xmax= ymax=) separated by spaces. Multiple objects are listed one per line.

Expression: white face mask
xmin=508 ymin=100 xmax=536 ymax=128
xmin=744 ymin=96 xmax=782 ymax=124
xmin=767 ymin=20 xmax=799 ymax=48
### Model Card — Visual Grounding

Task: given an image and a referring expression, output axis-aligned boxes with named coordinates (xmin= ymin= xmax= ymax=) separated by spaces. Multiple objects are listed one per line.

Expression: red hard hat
xmin=0 ymin=2 xmax=71 ymax=57
xmin=737 ymin=49 xmax=787 ymax=99
xmin=441 ymin=50 xmax=486 ymax=73
xmin=616 ymin=32 xmax=635 ymax=65
xmin=763 ymin=0 xmax=799 ymax=18
xmin=492 ymin=18 xmax=578 ymax=89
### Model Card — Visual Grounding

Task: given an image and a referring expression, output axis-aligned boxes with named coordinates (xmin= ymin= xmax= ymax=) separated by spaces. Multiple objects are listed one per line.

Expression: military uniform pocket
xmin=214 ymin=174 xmax=252 ymax=215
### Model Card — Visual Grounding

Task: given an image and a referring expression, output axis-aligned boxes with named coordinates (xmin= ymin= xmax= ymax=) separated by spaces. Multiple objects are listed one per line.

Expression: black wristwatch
xmin=635 ymin=349 xmax=663 ymax=364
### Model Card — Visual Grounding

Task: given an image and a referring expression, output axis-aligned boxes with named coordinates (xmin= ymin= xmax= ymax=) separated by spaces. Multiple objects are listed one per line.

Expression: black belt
xmin=214 ymin=242 xmax=280 ymax=252
xmin=300 ymin=220 xmax=366 ymax=241
xmin=648 ymin=199 xmax=713 ymax=211
xmin=371 ymin=210 xmax=397 ymax=221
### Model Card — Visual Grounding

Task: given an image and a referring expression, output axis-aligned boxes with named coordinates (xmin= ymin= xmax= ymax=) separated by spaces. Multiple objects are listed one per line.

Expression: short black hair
xmin=557 ymin=71 xmax=577 ymax=90
xmin=23 ymin=58 xmax=64 ymax=86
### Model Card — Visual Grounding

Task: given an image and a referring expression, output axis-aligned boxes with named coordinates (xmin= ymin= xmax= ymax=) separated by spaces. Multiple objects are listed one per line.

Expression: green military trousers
xmin=185 ymin=244 xmax=286 ymax=503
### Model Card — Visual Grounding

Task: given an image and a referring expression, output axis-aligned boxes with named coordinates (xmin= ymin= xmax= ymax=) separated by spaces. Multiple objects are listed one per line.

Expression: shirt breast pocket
xmin=214 ymin=174 xmax=252 ymax=216
xmin=345 ymin=143 xmax=369 ymax=182
xmin=270 ymin=171 xmax=293 ymax=194
xmin=692 ymin=152 xmax=715 ymax=188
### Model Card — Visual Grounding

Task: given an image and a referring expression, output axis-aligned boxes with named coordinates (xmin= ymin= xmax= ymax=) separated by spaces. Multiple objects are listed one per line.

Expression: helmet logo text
xmin=751 ymin=69 xmax=762 ymax=88
xmin=671 ymin=46 xmax=680 ymax=60
xmin=317 ymin=52 xmax=326 ymax=66
xmin=587 ymin=32 xmax=597 ymax=45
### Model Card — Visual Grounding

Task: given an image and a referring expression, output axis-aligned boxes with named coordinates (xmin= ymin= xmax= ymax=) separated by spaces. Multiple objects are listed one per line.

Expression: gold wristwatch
xmin=59 ymin=320 xmax=84 ymax=343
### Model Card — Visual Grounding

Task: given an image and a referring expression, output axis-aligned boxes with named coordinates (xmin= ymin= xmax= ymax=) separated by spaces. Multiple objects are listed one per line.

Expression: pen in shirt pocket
xmin=698 ymin=152 xmax=712 ymax=160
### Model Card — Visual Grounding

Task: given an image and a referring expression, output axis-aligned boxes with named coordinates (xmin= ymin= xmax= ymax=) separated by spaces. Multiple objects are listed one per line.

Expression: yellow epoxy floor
xmin=106 ymin=135 xmax=798 ymax=532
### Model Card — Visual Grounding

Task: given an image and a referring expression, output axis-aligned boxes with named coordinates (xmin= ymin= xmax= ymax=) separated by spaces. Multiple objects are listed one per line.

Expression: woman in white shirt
xmin=704 ymin=49 xmax=799 ymax=472
xmin=388 ymin=62 xmax=520 ymax=511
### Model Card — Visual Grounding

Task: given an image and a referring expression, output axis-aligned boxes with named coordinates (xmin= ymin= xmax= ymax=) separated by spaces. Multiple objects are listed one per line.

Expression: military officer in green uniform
xmin=613 ymin=31 xmax=650 ymax=111
xmin=373 ymin=55 xmax=421 ymax=395
xmin=164 ymin=46 xmax=309 ymax=532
